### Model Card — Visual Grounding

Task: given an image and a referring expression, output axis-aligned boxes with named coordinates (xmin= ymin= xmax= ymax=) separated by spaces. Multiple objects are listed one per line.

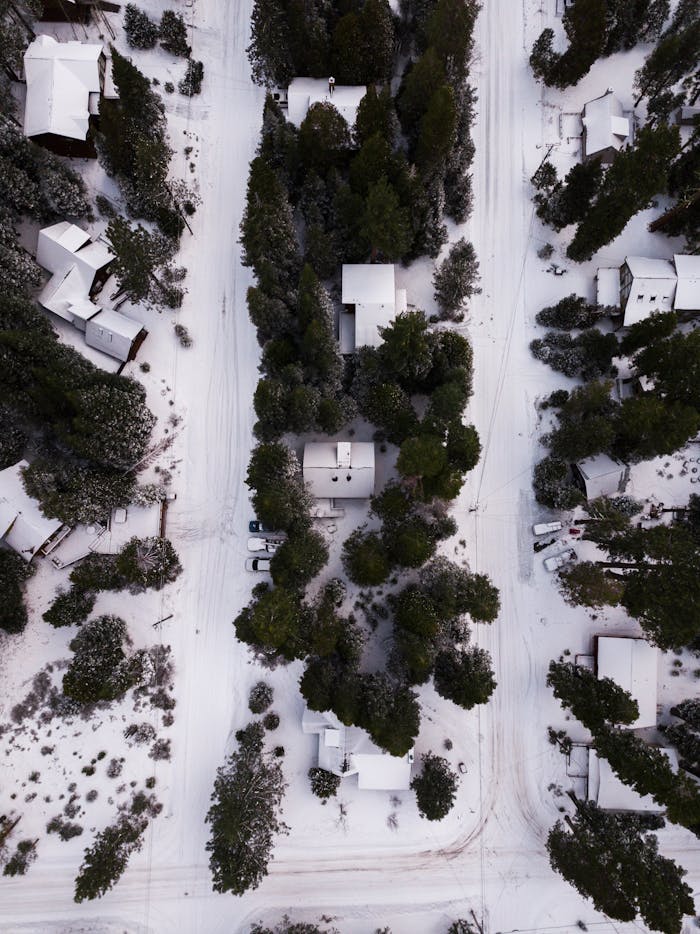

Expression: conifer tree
xmin=74 ymin=815 xmax=147 ymax=902
xmin=411 ymin=753 xmax=458 ymax=820
xmin=547 ymin=660 xmax=639 ymax=730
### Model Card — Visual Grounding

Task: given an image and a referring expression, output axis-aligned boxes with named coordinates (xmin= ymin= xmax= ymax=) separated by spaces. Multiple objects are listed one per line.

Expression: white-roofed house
xmin=35 ymin=222 xmax=146 ymax=364
xmin=572 ymin=454 xmax=629 ymax=500
xmin=303 ymin=441 xmax=375 ymax=499
xmin=595 ymin=635 xmax=658 ymax=729
xmin=581 ymin=91 xmax=631 ymax=165
xmin=595 ymin=268 xmax=621 ymax=310
xmin=302 ymin=708 xmax=414 ymax=791
xmin=340 ymin=263 xmax=407 ymax=351
xmin=23 ymin=35 xmax=109 ymax=157
xmin=0 ymin=461 xmax=67 ymax=561
xmin=619 ymin=256 xmax=677 ymax=327
xmin=283 ymin=77 xmax=367 ymax=128
xmin=673 ymin=254 xmax=700 ymax=312
xmin=587 ymin=747 xmax=677 ymax=811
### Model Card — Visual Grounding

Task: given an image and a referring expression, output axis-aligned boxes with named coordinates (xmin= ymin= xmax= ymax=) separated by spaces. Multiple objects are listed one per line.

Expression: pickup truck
xmin=544 ymin=548 xmax=576 ymax=572
xmin=247 ymin=537 xmax=279 ymax=553
xmin=533 ymin=521 xmax=563 ymax=536
xmin=245 ymin=557 xmax=271 ymax=572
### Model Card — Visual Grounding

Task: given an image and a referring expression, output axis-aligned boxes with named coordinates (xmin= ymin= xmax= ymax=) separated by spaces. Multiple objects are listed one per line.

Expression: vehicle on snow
xmin=247 ymin=537 xmax=278 ymax=553
xmin=245 ymin=557 xmax=271 ymax=572
xmin=544 ymin=548 xmax=577 ymax=572
xmin=532 ymin=521 xmax=563 ymax=536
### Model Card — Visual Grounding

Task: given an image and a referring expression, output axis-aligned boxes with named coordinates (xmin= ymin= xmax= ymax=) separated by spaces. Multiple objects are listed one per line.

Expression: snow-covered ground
xmin=1 ymin=0 xmax=699 ymax=931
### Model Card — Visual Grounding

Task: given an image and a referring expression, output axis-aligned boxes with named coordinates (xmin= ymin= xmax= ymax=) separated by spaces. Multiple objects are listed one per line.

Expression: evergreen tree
xmin=43 ymin=587 xmax=96 ymax=628
xmin=270 ymin=528 xmax=328 ymax=591
xmin=0 ymin=551 xmax=33 ymax=634
xmin=298 ymin=103 xmax=351 ymax=175
xmin=533 ymin=456 xmax=585 ymax=510
xmin=357 ymin=673 xmax=420 ymax=757
xmin=245 ymin=442 xmax=311 ymax=532
xmin=547 ymin=801 xmax=693 ymax=933
xmin=547 ymin=660 xmax=639 ymax=730
xmin=21 ymin=457 xmax=135 ymax=525
xmin=602 ymin=0 xmax=669 ymax=55
xmin=246 ymin=0 xmax=293 ymax=85
xmin=206 ymin=722 xmax=287 ymax=895
xmin=664 ymin=723 xmax=700 ymax=775
xmin=74 ymin=815 xmax=147 ymax=902
xmin=634 ymin=4 xmax=700 ymax=106
xmin=123 ymin=4 xmax=158 ymax=49
xmin=672 ymin=698 xmax=700 ymax=731
xmin=115 ymin=536 xmax=182 ymax=592
xmin=614 ymin=396 xmax=699 ymax=462
xmin=308 ymin=767 xmax=341 ymax=800
xmin=415 ymin=85 xmax=457 ymax=176
xmin=63 ymin=615 xmax=142 ymax=704
xmin=536 ymin=160 xmax=603 ymax=231
xmin=360 ymin=176 xmax=413 ymax=260
xmin=433 ymin=647 xmax=497 ymax=709
xmin=425 ymin=0 xmax=479 ymax=82
xmin=557 ymin=561 xmax=623 ymax=608
xmin=234 ymin=586 xmax=306 ymax=660
xmin=159 ymin=10 xmax=190 ymax=57
xmin=433 ymin=238 xmax=480 ymax=318
xmin=411 ymin=753 xmax=458 ymax=821
xmin=342 ymin=529 xmax=392 ymax=586
xmin=106 ymin=217 xmax=178 ymax=305
xmin=398 ymin=48 xmax=446 ymax=146
xmin=355 ymin=86 xmax=399 ymax=148
xmin=536 ymin=294 xmax=606 ymax=330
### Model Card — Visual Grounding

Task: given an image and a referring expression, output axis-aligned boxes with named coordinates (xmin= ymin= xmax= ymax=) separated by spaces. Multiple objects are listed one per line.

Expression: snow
xmin=302 ymin=441 xmax=375 ymax=499
xmin=573 ymin=453 xmax=628 ymax=499
xmin=85 ymin=309 xmax=144 ymax=362
xmin=341 ymin=263 xmax=403 ymax=348
xmin=2 ymin=0 xmax=700 ymax=931
xmin=596 ymin=266 xmax=620 ymax=307
xmin=23 ymin=35 xmax=103 ymax=140
xmin=581 ymin=90 xmax=630 ymax=162
xmin=588 ymin=747 xmax=679 ymax=811
xmin=674 ymin=254 xmax=700 ymax=311
xmin=0 ymin=461 xmax=64 ymax=561
xmin=286 ymin=78 xmax=366 ymax=128
xmin=596 ymin=636 xmax=658 ymax=729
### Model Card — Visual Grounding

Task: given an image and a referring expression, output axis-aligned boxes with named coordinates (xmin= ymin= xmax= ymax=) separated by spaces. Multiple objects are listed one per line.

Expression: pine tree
xmin=533 ymin=456 xmax=585 ymax=510
xmin=547 ymin=801 xmax=693 ymax=933
xmin=308 ymin=767 xmax=341 ymax=800
xmin=245 ymin=442 xmax=311 ymax=532
xmin=602 ymin=0 xmax=669 ymax=55
xmin=115 ymin=536 xmax=182 ymax=592
xmin=342 ymin=529 xmax=392 ymax=586
xmin=557 ymin=561 xmax=624 ymax=608
xmin=360 ymin=176 xmax=413 ymax=260
xmin=536 ymin=294 xmax=606 ymax=329
xmin=63 ymin=615 xmax=141 ymax=704
xmin=634 ymin=5 xmax=700 ymax=106
xmin=74 ymin=814 xmax=147 ymax=902
xmin=547 ymin=660 xmax=639 ymax=730
xmin=270 ymin=528 xmax=329 ymax=591
xmin=536 ymin=160 xmax=603 ymax=231
xmin=415 ymin=85 xmax=457 ymax=177
xmin=433 ymin=239 xmax=480 ymax=318
xmin=206 ymin=723 xmax=287 ymax=895
xmin=411 ymin=753 xmax=458 ymax=820
xmin=159 ymin=10 xmax=190 ymax=57
xmin=397 ymin=48 xmax=446 ymax=146
xmin=123 ymin=4 xmax=158 ymax=49
xmin=0 ymin=551 xmax=33 ymax=634
xmin=425 ymin=0 xmax=479 ymax=82
xmin=21 ymin=457 xmax=135 ymax=525
xmin=298 ymin=102 xmax=351 ymax=175
xmin=672 ymin=698 xmax=700 ymax=731
xmin=433 ymin=647 xmax=497 ymax=709
xmin=247 ymin=0 xmax=294 ymax=85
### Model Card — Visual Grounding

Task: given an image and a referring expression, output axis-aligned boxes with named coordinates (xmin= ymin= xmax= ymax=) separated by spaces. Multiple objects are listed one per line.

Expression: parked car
xmin=544 ymin=548 xmax=576 ymax=572
xmin=245 ymin=557 xmax=271 ymax=572
xmin=247 ymin=537 xmax=278 ymax=553
xmin=249 ymin=519 xmax=276 ymax=533
xmin=533 ymin=521 xmax=563 ymax=536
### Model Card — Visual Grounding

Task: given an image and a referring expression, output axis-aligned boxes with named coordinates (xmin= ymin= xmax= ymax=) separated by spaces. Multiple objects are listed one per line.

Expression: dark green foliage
xmin=124 ymin=4 xmax=158 ymax=49
xmin=0 ymin=551 xmax=33 ymax=634
xmin=544 ymin=380 xmax=618 ymax=462
xmin=530 ymin=0 xmax=607 ymax=89
xmin=107 ymin=217 xmax=180 ymax=306
xmin=248 ymin=681 xmax=273 ymax=714
xmin=536 ymin=294 xmax=607 ymax=330
xmin=420 ymin=556 xmax=500 ymax=624
xmin=547 ymin=660 xmax=639 ymax=730
xmin=251 ymin=916 xmax=339 ymax=934
xmin=74 ymin=814 xmax=147 ymax=902
xmin=433 ymin=647 xmax=496 ymax=709
xmin=308 ymin=767 xmax=340 ymax=800
xmin=355 ymin=86 xmax=399 ymax=148
xmin=21 ymin=458 xmax=135 ymax=525
xmin=664 ymin=723 xmax=700 ymax=774
xmin=342 ymin=529 xmax=391 ymax=586
xmin=602 ymin=0 xmax=669 ymax=54
xmin=433 ymin=238 xmax=480 ymax=319
xmin=533 ymin=456 xmax=585 ymax=510
xmin=179 ymin=60 xmax=204 ymax=96
xmin=530 ymin=330 xmax=618 ymax=380
xmin=270 ymin=528 xmax=328 ymax=590
xmin=619 ymin=311 xmax=677 ymax=356
xmin=247 ymin=0 xmax=294 ymax=86
xmin=411 ymin=752 xmax=458 ymax=821
xmin=634 ymin=2 xmax=700 ymax=106
xmin=245 ymin=442 xmax=312 ymax=532
xmin=0 ymin=412 xmax=27 ymax=469
xmin=567 ymin=124 xmax=681 ymax=262
xmin=115 ymin=537 xmax=182 ymax=592
xmin=43 ymin=588 xmax=96 ymax=628
xmin=535 ymin=160 xmax=603 ymax=231
xmin=3 ymin=838 xmax=37 ymax=877
xmin=206 ymin=722 xmax=287 ymax=895
xmin=415 ymin=85 xmax=457 ymax=176
xmin=557 ymin=561 xmax=623 ymax=608
xmin=298 ymin=103 xmax=351 ymax=175
xmin=159 ymin=10 xmax=190 ymax=57
xmin=63 ymin=615 xmax=143 ymax=704
xmin=614 ymin=395 xmax=699 ymax=462
xmin=634 ymin=329 xmax=700 ymax=410
xmin=547 ymin=801 xmax=693 ymax=933
xmin=234 ymin=586 xmax=307 ymax=660
xmin=360 ymin=175 xmax=413 ymax=261
xmin=672 ymin=698 xmax=700 ymax=731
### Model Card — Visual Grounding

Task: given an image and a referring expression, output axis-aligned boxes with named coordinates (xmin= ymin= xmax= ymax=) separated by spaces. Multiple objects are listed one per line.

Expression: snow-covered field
xmin=1 ymin=0 xmax=699 ymax=931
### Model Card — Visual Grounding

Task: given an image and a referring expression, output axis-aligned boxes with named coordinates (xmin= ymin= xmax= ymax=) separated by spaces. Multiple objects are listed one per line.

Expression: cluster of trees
xmin=124 ymin=5 xmax=204 ymax=96
xmin=0 ymin=552 xmax=34 ymax=635
xmin=247 ymin=0 xmax=396 ymax=87
xmin=62 ymin=615 xmax=146 ymax=704
xmin=206 ymin=721 xmax=287 ymax=894
xmin=530 ymin=0 xmax=669 ymax=89
xmin=665 ymin=699 xmax=700 ymax=778
xmin=633 ymin=0 xmax=700 ymax=116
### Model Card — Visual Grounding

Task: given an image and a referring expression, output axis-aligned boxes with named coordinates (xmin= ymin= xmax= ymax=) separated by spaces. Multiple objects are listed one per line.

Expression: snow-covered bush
xmin=411 ymin=753 xmax=458 ymax=821
xmin=43 ymin=587 xmax=96 ymax=628
xmin=124 ymin=4 xmax=158 ymax=49
xmin=74 ymin=814 xmax=147 ymax=902
xmin=179 ymin=59 xmax=203 ymax=96
xmin=63 ymin=616 xmax=143 ymax=705
xmin=308 ymin=767 xmax=340 ymax=800
xmin=433 ymin=238 xmax=480 ymax=320
xmin=159 ymin=10 xmax=190 ymax=57
xmin=248 ymin=681 xmax=273 ymax=714
xmin=115 ymin=536 xmax=182 ymax=592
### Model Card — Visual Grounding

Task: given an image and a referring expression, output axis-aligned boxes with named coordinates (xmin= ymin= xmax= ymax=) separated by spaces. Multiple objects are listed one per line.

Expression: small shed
xmin=302 ymin=708 xmax=413 ymax=791
xmin=572 ymin=454 xmax=628 ymax=500
xmin=303 ymin=441 xmax=375 ymax=499
xmin=341 ymin=264 xmax=405 ymax=349
xmin=673 ymin=254 xmax=700 ymax=312
xmin=588 ymin=747 xmax=677 ymax=811
xmin=23 ymin=35 xmax=105 ymax=156
xmin=0 ymin=461 xmax=65 ymax=561
xmin=286 ymin=77 xmax=366 ymax=128
xmin=595 ymin=635 xmax=658 ymax=729
xmin=581 ymin=91 xmax=630 ymax=165
xmin=85 ymin=309 xmax=145 ymax=362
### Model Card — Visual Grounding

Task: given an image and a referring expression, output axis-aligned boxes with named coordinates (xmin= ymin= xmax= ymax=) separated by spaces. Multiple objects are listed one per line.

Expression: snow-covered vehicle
xmin=544 ymin=548 xmax=576 ymax=572
xmin=247 ymin=537 xmax=278 ymax=553
xmin=533 ymin=521 xmax=563 ymax=536
xmin=249 ymin=519 xmax=276 ymax=533
xmin=245 ymin=557 xmax=271 ymax=572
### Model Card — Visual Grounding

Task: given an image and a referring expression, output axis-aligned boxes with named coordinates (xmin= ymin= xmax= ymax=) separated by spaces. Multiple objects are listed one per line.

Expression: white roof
xmin=24 ymin=35 xmax=102 ymax=140
xmin=625 ymin=256 xmax=676 ymax=280
xmin=596 ymin=636 xmax=658 ymax=729
xmin=0 ymin=460 xmax=63 ymax=561
xmin=88 ymin=308 xmax=142 ymax=341
xmin=342 ymin=264 xmax=396 ymax=305
xmin=303 ymin=442 xmax=375 ymax=499
xmin=286 ymin=77 xmax=366 ymax=128
xmin=302 ymin=708 xmax=412 ymax=791
xmin=673 ymin=254 xmax=700 ymax=311
xmin=582 ymin=91 xmax=629 ymax=158
xmin=596 ymin=268 xmax=620 ymax=308
xmin=588 ymin=747 xmax=677 ymax=811
xmin=37 ymin=224 xmax=114 ymax=319
xmin=576 ymin=454 xmax=626 ymax=499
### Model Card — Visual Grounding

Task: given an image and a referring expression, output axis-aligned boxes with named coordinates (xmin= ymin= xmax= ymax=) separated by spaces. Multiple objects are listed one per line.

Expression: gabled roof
xmin=674 ymin=254 xmax=700 ymax=311
xmin=582 ymin=90 xmax=629 ymax=158
xmin=596 ymin=268 xmax=620 ymax=308
xmin=575 ymin=454 xmax=627 ymax=499
xmin=287 ymin=77 xmax=366 ymax=128
xmin=0 ymin=460 xmax=63 ymax=561
xmin=625 ymin=256 xmax=676 ymax=279
xmin=24 ymin=35 xmax=103 ymax=140
xmin=89 ymin=308 xmax=143 ymax=341
xmin=596 ymin=636 xmax=658 ymax=729
xmin=342 ymin=264 xmax=396 ymax=305
xmin=303 ymin=442 xmax=375 ymax=499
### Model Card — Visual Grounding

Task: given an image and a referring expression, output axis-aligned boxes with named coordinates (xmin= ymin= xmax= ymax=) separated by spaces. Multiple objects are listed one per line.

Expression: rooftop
xmin=596 ymin=635 xmax=658 ymax=729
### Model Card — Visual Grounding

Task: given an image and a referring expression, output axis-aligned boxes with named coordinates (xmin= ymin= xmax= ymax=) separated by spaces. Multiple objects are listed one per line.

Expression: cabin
xmin=581 ymin=91 xmax=631 ymax=165
xmin=282 ymin=77 xmax=367 ymax=128
xmin=595 ymin=635 xmax=658 ymax=729
xmin=23 ymin=35 xmax=115 ymax=157
xmin=302 ymin=708 xmax=413 ymax=791
xmin=303 ymin=441 xmax=375 ymax=500
xmin=0 ymin=461 xmax=68 ymax=561
xmin=588 ymin=747 xmax=677 ymax=811
xmin=600 ymin=254 xmax=700 ymax=326
xmin=36 ymin=222 xmax=146 ymax=364
xmin=572 ymin=454 xmax=629 ymax=501
xmin=340 ymin=264 xmax=407 ymax=352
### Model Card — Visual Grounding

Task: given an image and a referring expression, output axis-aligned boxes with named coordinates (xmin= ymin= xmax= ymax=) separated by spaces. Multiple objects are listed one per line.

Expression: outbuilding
xmin=572 ymin=454 xmax=629 ymax=501
xmin=303 ymin=441 xmax=375 ymax=499
xmin=284 ymin=77 xmax=367 ymax=128
xmin=595 ymin=635 xmax=658 ymax=729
